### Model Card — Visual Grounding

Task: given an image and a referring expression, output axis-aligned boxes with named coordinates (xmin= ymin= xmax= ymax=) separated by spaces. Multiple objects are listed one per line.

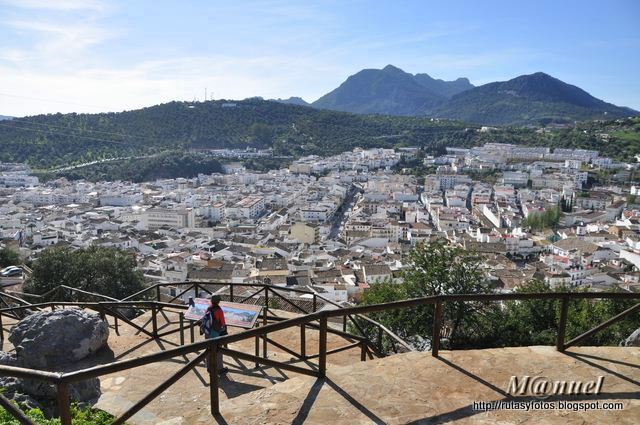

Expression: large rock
xmin=20 ymin=376 xmax=101 ymax=401
xmin=622 ymin=328 xmax=640 ymax=347
xmin=9 ymin=309 xmax=109 ymax=369
xmin=0 ymin=351 xmax=17 ymax=366
xmin=0 ymin=351 xmax=20 ymax=392
xmin=5 ymin=309 xmax=109 ymax=402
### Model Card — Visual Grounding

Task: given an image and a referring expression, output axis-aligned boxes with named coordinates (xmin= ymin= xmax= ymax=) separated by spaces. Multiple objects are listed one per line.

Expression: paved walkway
xmin=218 ymin=346 xmax=639 ymax=425
xmin=3 ymin=309 xmax=638 ymax=424
xmin=92 ymin=308 xmax=364 ymax=424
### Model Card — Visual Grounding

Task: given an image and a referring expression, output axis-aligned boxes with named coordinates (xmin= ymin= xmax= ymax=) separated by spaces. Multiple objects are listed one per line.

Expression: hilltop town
xmin=1 ymin=142 xmax=639 ymax=300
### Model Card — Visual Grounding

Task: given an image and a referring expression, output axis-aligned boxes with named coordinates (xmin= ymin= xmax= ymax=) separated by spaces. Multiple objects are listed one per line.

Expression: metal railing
xmin=0 ymin=286 xmax=638 ymax=424
xmin=0 ymin=281 xmax=407 ymax=355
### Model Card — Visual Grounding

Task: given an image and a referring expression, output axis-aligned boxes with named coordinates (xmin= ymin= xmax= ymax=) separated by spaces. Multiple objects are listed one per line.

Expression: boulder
xmin=20 ymin=376 xmax=101 ymax=401
xmin=0 ymin=351 xmax=17 ymax=366
xmin=5 ymin=309 xmax=108 ymax=403
xmin=9 ymin=309 xmax=109 ymax=369
xmin=5 ymin=393 xmax=43 ymax=412
xmin=0 ymin=351 xmax=20 ymax=392
xmin=622 ymin=328 xmax=640 ymax=347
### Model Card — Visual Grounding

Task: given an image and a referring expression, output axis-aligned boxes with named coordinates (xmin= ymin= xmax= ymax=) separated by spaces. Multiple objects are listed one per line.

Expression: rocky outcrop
xmin=9 ymin=309 xmax=109 ymax=370
xmin=0 ymin=309 xmax=109 ymax=403
xmin=622 ymin=328 xmax=640 ymax=347
xmin=20 ymin=376 xmax=101 ymax=401
xmin=0 ymin=351 xmax=17 ymax=366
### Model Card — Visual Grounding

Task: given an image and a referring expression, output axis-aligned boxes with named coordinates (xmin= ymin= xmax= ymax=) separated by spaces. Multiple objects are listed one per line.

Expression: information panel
xmin=184 ymin=298 xmax=262 ymax=329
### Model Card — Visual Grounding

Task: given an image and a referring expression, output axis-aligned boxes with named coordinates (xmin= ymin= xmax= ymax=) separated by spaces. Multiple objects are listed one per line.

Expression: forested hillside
xmin=434 ymin=72 xmax=635 ymax=125
xmin=0 ymin=99 xmax=638 ymax=175
xmin=0 ymin=99 xmax=469 ymax=168
xmin=35 ymin=152 xmax=224 ymax=183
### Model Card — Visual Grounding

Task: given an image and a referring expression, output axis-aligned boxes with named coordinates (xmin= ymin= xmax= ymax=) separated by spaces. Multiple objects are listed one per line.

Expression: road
xmin=43 ymin=153 xmax=163 ymax=173
xmin=328 ymin=184 xmax=361 ymax=240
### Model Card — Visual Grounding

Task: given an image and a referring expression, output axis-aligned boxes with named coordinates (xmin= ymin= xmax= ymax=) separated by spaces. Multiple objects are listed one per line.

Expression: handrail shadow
xmin=564 ymin=350 xmax=640 ymax=370
xmin=292 ymin=377 xmax=386 ymax=425
xmin=563 ymin=350 xmax=640 ymax=387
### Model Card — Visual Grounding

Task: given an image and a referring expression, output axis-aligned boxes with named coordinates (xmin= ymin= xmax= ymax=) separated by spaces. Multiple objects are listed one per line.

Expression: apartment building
xmin=229 ymin=196 xmax=265 ymax=220
xmin=142 ymin=208 xmax=195 ymax=230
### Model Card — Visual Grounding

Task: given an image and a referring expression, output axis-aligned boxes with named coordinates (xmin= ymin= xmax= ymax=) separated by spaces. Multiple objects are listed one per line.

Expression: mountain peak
xmin=513 ymin=72 xmax=558 ymax=84
xmin=272 ymin=97 xmax=309 ymax=106
xmin=436 ymin=72 xmax=635 ymax=125
xmin=312 ymin=65 xmax=473 ymax=115
xmin=311 ymin=66 xmax=635 ymax=124
xmin=382 ymin=64 xmax=404 ymax=73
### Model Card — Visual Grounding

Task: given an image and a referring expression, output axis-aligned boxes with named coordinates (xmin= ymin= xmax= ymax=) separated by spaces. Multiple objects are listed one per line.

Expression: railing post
xmin=0 ymin=312 xmax=4 ymax=341
xmin=209 ymin=343 xmax=220 ymax=416
xmin=190 ymin=319 xmax=195 ymax=344
xmin=432 ymin=301 xmax=441 ymax=357
xmin=342 ymin=315 xmax=347 ymax=332
xmin=156 ymin=285 xmax=161 ymax=302
xmin=57 ymin=383 xmax=71 ymax=425
xmin=151 ymin=305 xmax=158 ymax=338
xmin=557 ymin=296 xmax=569 ymax=352
xmin=229 ymin=284 xmax=234 ymax=303
xmin=300 ymin=323 xmax=306 ymax=358
xmin=264 ymin=287 xmax=269 ymax=313
xmin=319 ymin=314 xmax=327 ymax=377
xmin=179 ymin=312 xmax=185 ymax=346
xmin=262 ymin=292 xmax=268 ymax=358
xmin=114 ymin=312 xmax=119 ymax=336
xmin=254 ymin=335 xmax=260 ymax=369
xmin=360 ymin=340 xmax=366 ymax=362
xmin=194 ymin=283 xmax=199 ymax=298
xmin=312 ymin=294 xmax=317 ymax=312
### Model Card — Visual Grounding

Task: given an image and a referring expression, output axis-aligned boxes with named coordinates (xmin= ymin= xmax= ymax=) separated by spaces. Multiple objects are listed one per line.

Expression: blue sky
xmin=1 ymin=0 xmax=639 ymax=116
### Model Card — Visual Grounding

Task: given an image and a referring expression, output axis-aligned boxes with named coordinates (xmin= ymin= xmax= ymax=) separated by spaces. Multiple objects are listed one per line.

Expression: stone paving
xmin=218 ymin=346 xmax=639 ymax=425
xmin=1 ymin=306 xmax=366 ymax=424
xmin=92 ymin=308 xmax=365 ymax=425
xmin=3 ymin=309 xmax=639 ymax=424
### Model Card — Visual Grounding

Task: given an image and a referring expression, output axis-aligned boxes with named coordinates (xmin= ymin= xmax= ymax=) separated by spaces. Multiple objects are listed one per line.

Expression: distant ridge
xmin=272 ymin=97 xmax=310 ymax=106
xmin=312 ymin=64 xmax=473 ymax=116
xmin=433 ymin=72 xmax=637 ymax=125
xmin=0 ymin=115 xmax=13 ymax=121
xmin=311 ymin=66 xmax=636 ymax=125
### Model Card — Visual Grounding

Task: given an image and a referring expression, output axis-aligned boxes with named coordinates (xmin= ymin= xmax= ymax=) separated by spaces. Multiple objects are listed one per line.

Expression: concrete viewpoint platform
xmin=218 ymin=346 xmax=639 ymax=425
xmin=2 ymin=310 xmax=638 ymax=424
xmin=92 ymin=309 xmax=364 ymax=424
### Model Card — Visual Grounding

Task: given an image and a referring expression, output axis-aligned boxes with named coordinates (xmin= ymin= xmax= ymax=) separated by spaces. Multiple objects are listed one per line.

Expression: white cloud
xmin=0 ymin=52 xmax=346 ymax=116
xmin=7 ymin=19 xmax=117 ymax=51
xmin=0 ymin=0 xmax=106 ymax=11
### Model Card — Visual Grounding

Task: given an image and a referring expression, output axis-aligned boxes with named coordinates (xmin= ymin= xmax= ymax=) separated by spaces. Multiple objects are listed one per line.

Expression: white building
xmin=229 ymin=196 xmax=265 ymax=220
xmin=142 ymin=208 xmax=195 ymax=230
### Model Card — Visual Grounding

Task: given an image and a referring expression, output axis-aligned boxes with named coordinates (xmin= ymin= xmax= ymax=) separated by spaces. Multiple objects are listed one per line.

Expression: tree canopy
xmin=37 ymin=152 xmax=223 ymax=183
xmin=26 ymin=246 xmax=145 ymax=300
xmin=521 ymin=206 xmax=560 ymax=232
xmin=361 ymin=241 xmax=494 ymax=348
xmin=359 ymin=242 xmax=640 ymax=352
xmin=0 ymin=247 xmax=20 ymax=268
